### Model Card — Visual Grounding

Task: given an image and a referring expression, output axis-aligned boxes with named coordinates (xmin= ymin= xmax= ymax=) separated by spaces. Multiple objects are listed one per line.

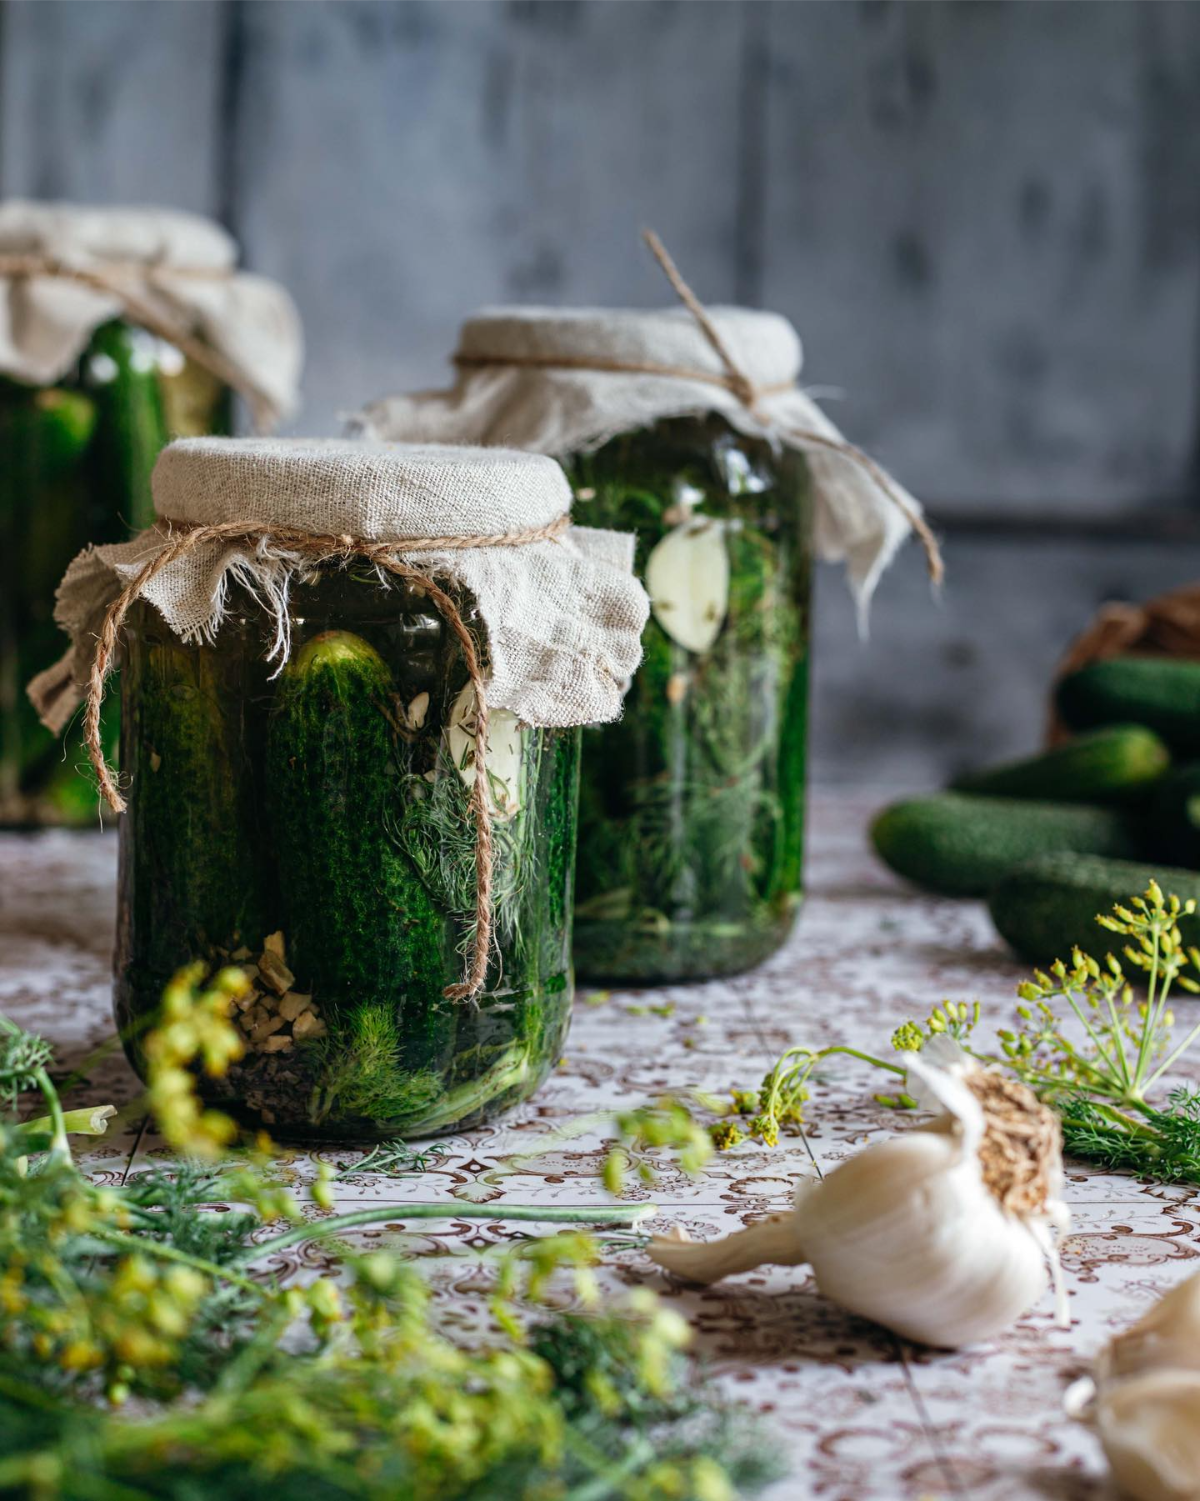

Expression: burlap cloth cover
xmin=29 ymin=437 xmax=649 ymax=739
xmin=354 ymin=303 xmax=928 ymax=614
xmin=0 ymin=201 xmax=302 ymax=429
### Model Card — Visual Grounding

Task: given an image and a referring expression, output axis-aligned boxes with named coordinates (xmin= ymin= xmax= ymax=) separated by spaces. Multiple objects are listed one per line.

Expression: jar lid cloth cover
xmin=0 ymin=201 xmax=302 ymax=428
xmin=356 ymin=292 xmax=934 ymax=614
xmin=29 ymin=437 xmax=649 ymax=740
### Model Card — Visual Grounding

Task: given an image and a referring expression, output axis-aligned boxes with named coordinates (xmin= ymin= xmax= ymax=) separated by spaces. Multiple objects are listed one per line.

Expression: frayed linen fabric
xmin=29 ymin=437 xmax=649 ymax=737
xmin=0 ymin=201 xmax=302 ymax=428
xmin=354 ymin=304 xmax=925 ymax=614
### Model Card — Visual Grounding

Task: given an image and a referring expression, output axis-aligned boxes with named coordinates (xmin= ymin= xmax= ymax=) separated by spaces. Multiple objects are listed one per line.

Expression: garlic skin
xmin=649 ymin=1054 xmax=1068 ymax=1349
xmin=1091 ymin=1372 xmax=1200 ymax=1501
xmin=644 ymin=517 xmax=730 ymax=655
xmin=1068 ymin=1271 xmax=1200 ymax=1501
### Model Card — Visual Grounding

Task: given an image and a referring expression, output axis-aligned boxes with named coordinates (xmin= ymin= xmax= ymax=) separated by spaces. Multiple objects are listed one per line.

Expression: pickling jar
xmin=2 ymin=202 xmax=301 ymax=826
xmin=45 ymin=438 xmax=645 ymax=1140
xmin=356 ymin=294 xmax=928 ymax=984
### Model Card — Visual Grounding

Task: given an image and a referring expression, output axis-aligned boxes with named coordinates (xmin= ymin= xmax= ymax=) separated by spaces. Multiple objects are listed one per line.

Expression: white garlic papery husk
xmin=648 ymin=1054 xmax=1069 ymax=1349
xmin=1067 ymin=1272 xmax=1200 ymax=1501
xmin=446 ymin=683 xmax=524 ymax=821
xmin=644 ymin=516 xmax=730 ymax=655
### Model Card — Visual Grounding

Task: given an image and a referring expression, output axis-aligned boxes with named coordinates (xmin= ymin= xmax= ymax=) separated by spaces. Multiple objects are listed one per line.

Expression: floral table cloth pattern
xmin=3 ymin=793 xmax=1196 ymax=1500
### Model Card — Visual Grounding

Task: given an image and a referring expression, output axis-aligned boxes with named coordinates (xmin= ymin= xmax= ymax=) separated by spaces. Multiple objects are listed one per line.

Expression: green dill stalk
xmin=882 ymin=884 xmax=1200 ymax=1183
xmin=0 ymin=974 xmax=774 ymax=1500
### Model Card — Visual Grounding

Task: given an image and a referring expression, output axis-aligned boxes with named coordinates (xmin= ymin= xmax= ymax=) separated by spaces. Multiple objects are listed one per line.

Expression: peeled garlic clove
xmin=446 ymin=683 xmax=524 ymax=821
xmin=1093 ymin=1370 xmax=1200 ymax=1501
xmin=406 ymin=691 xmax=430 ymax=730
xmin=649 ymin=1054 xmax=1067 ymax=1350
xmin=645 ymin=518 xmax=729 ymax=655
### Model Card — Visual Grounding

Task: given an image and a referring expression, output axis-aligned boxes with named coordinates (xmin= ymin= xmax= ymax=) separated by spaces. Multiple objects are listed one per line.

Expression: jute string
xmin=0 ymin=253 xmax=256 ymax=409
xmin=453 ymin=230 xmax=944 ymax=585
xmin=82 ymin=510 xmax=571 ymax=1001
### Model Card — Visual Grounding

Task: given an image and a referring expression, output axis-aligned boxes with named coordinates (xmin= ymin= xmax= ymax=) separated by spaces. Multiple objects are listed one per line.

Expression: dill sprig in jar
xmin=34 ymin=437 xmax=647 ymax=1139
xmin=357 ymin=235 xmax=939 ymax=983
xmin=2 ymin=201 xmax=302 ymax=827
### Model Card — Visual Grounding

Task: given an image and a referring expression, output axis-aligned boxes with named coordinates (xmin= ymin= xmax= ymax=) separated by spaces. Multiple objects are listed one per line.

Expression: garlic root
xmin=649 ymin=1215 xmax=807 ymax=1285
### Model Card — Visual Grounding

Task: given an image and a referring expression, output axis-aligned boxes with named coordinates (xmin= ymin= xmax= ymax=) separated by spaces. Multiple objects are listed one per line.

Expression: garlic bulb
xmin=649 ymin=1054 xmax=1069 ymax=1349
xmin=1067 ymin=1272 xmax=1200 ymax=1501
xmin=446 ymin=683 xmax=524 ymax=820
xmin=645 ymin=517 xmax=729 ymax=654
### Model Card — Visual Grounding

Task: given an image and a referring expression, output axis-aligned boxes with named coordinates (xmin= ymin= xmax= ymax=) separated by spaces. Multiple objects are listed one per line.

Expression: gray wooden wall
xmin=4 ymin=0 xmax=1200 ymax=786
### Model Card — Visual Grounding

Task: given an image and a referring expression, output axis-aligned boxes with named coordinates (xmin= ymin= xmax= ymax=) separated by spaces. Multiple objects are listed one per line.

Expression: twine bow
xmin=455 ymin=229 xmax=943 ymax=585
xmin=83 ymin=511 xmax=571 ymax=1001
xmin=0 ymin=253 xmax=262 ymax=420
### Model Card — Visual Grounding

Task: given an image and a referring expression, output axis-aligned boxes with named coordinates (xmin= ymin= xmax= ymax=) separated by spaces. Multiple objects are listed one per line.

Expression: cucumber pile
xmin=870 ymin=657 xmax=1200 ymax=962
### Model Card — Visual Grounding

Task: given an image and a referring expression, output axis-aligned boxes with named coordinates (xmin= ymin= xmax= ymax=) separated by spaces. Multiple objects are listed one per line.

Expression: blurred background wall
xmin=5 ymin=0 xmax=1199 ymax=786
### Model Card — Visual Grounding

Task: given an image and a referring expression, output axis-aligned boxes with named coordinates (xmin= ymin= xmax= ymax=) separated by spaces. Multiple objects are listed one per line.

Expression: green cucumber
xmin=870 ymin=793 xmax=1142 ymax=897
xmin=82 ymin=318 xmax=173 ymax=532
xmin=1056 ymin=657 xmax=1200 ymax=754
xmin=0 ymin=385 xmax=98 ymax=818
xmin=266 ymin=631 xmax=446 ymax=1085
xmin=1148 ymin=763 xmax=1200 ymax=869
xmin=989 ymin=852 xmax=1200 ymax=962
xmin=951 ymin=725 xmax=1170 ymax=803
xmin=126 ymin=636 xmax=265 ymax=971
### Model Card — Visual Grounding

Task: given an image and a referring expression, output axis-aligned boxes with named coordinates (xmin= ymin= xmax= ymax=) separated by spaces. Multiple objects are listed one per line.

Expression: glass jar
xmin=0 ymin=319 xmax=230 ymax=827
xmin=114 ymin=568 xmax=579 ymax=1141
xmin=566 ymin=413 xmax=812 ymax=983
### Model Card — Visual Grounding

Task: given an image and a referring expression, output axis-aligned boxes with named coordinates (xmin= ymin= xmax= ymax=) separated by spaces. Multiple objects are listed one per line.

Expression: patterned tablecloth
xmin=2 ymin=792 xmax=1193 ymax=1501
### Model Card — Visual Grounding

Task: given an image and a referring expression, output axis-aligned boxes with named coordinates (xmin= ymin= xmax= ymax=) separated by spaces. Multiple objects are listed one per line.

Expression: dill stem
xmin=819 ymin=1046 xmax=906 ymax=1077
xmin=1088 ymin=1101 xmax=1163 ymax=1139
xmin=562 ymin=1428 xmax=657 ymax=1501
xmin=1102 ymin=988 xmax=1132 ymax=1089
xmin=1059 ymin=986 xmax=1123 ymax=1093
xmin=1132 ymin=928 xmax=1162 ymax=1089
xmin=32 ymin=1066 xmax=70 ymax=1161
xmin=239 ymin=1201 xmax=660 ymax=1263
xmin=89 ymin=1227 xmax=266 ymax=1297
xmin=1143 ymin=1014 xmax=1200 ymax=1094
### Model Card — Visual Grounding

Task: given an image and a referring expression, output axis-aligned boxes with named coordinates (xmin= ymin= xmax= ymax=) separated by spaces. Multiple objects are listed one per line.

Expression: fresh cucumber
xmin=265 ymin=630 xmax=446 ymax=1087
xmin=124 ymin=635 xmax=266 ymax=973
xmin=989 ymin=852 xmax=1200 ymax=962
xmin=1148 ymin=763 xmax=1200 ymax=869
xmin=951 ymin=725 xmax=1169 ymax=803
xmin=870 ymin=793 xmax=1142 ymax=897
xmin=82 ymin=318 xmax=174 ymax=532
xmin=0 ymin=384 xmax=98 ymax=818
xmin=1057 ymin=657 xmax=1200 ymax=754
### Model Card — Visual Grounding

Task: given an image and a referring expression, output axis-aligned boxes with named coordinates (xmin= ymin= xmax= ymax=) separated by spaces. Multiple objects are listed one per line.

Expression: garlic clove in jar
xmin=446 ymin=683 xmax=524 ymax=821
xmin=645 ymin=517 xmax=730 ymax=655
xmin=649 ymin=1053 xmax=1068 ymax=1350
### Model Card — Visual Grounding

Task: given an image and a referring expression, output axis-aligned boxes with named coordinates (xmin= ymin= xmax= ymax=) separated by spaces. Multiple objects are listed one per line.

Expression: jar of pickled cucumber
xmin=566 ymin=414 xmax=811 ymax=980
xmin=2 ymin=202 xmax=302 ymax=827
xmin=357 ymin=296 xmax=931 ymax=983
xmin=47 ymin=438 xmax=646 ymax=1139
